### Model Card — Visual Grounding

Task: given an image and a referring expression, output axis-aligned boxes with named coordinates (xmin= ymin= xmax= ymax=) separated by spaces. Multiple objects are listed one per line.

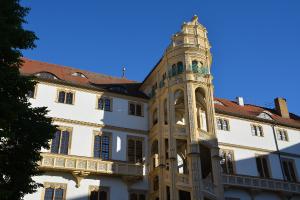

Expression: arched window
xmin=171 ymin=64 xmax=177 ymax=76
xmin=177 ymin=62 xmax=184 ymax=74
xmin=72 ymin=72 xmax=87 ymax=78
xmin=152 ymin=108 xmax=158 ymax=126
xmin=174 ymin=90 xmax=185 ymax=125
xmin=164 ymin=99 xmax=168 ymax=125
xmin=35 ymin=72 xmax=59 ymax=80
xmin=195 ymin=88 xmax=207 ymax=131
xmin=177 ymin=139 xmax=188 ymax=174
xmin=192 ymin=60 xmax=198 ymax=73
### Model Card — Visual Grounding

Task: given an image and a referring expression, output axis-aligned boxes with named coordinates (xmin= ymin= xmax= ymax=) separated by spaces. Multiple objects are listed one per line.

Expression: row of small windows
xmin=43 ymin=184 xmax=145 ymax=200
xmin=217 ymin=118 xmax=289 ymax=141
xmin=28 ymin=86 xmax=143 ymax=117
xmin=220 ymin=149 xmax=298 ymax=182
xmin=50 ymin=128 xmax=144 ymax=164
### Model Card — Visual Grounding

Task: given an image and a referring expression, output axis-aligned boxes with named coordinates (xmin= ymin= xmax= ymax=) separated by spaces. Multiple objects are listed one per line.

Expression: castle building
xmin=22 ymin=16 xmax=300 ymax=200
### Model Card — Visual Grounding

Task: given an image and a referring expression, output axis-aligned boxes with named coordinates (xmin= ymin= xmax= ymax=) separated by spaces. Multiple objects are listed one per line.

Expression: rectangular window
xmin=129 ymin=191 xmax=146 ymax=200
xmin=220 ymin=149 xmax=234 ymax=174
xmin=27 ymin=85 xmax=37 ymax=98
xmin=127 ymin=137 xmax=143 ymax=163
xmin=216 ymin=118 xmax=230 ymax=131
xmin=251 ymin=124 xmax=263 ymax=137
xmin=93 ymin=132 xmax=111 ymax=160
xmin=256 ymin=155 xmax=270 ymax=178
xmin=43 ymin=183 xmax=66 ymax=200
xmin=57 ymin=90 xmax=74 ymax=104
xmin=50 ymin=129 xmax=71 ymax=155
xmin=277 ymin=129 xmax=288 ymax=141
xmin=128 ymin=102 xmax=143 ymax=117
xmin=90 ymin=187 xmax=109 ymax=200
xmin=282 ymin=159 xmax=297 ymax=182
xmin=97 ymin=97 xmax=112 ymax=112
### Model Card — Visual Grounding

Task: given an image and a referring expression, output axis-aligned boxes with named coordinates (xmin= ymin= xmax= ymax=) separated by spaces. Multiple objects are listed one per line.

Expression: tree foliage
xmin=0 ymin=0 xmax=57 ymax=199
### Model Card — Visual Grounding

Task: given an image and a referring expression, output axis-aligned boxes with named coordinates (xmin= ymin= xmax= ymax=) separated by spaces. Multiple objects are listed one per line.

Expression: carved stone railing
xmin=39 ymin=153 xmax=143 ymax=177
xmin=223 ymin=174 xmax=300 ymax=194
xmin=177 ymin=173 xmax=189 ymax=186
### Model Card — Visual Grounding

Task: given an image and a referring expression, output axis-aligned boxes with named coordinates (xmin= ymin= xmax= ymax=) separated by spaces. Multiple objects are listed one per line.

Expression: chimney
xmin=236 ymin=97 xmax=244 ymax=106
xmin=274 ymin=97 xmax=290 ymax=118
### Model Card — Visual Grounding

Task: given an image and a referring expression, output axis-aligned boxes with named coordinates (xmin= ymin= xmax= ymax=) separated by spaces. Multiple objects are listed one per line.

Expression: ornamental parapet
xmin=38 ymin=153 xmax=143 ymax=178
xmin=222 ymin=174 xmax=300 ymax=194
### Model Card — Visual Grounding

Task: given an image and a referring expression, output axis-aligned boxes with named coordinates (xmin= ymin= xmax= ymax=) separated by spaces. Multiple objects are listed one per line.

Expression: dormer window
xmin=214 ymin=100 xmax=224 ymax=106
xmin=72 ymin=72 xmax=86 ymax=78
xmin=35 ymin=72 xmax=58 ymax=80
xmin=257 ymin=112 xmax=273 ymax=120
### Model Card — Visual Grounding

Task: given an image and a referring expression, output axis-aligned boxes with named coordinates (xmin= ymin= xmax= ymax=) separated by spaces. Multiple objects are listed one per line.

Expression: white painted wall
xmin=23 ymin=172 xmax=147 ymax=200
xmin=217 ymin=114 xmax=300 ymax=181
xmin=30 ymin=83 xmax=148 ymax=131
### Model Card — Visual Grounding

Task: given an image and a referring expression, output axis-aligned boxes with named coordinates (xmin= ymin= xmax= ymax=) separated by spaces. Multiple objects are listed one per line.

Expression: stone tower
xmin=141 ymin=15 xmax=224 ymax=200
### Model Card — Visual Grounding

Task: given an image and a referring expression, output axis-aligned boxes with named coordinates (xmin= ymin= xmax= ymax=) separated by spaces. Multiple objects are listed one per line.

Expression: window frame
xmin=255 ymin=154 xmax=272 ymax=178
xmin=216 ymin=118 xmax=230 ymax=131
xmin=276 ymin=128 xmax=289 ymax=141
xmin=251 ymin=124 xmax=264 ymax=137
xmin=96 ymin=95 xmax=113 ymax=112
xmin=89 ymin=185 xmax=110 ymax=200
xmin=128 ymin=101 xmax=144 ymax=117
xmin=281 ymin=158 xmax=298 ymax=182
xmin=219 ymin=149 xmax=235 ymax=174
xmin=42 ymin=182 xmax=67 ymax=200
xmin=56 ymin=89 xmax=75 ymax=105
xmin=127 ymin=136 xmax=144 ymax=164
xmin=50 ymin=126 xmax=72 ymax=155
xmin=27 ymin=84 xmax=38 ymax=99
xmin=92 ymin=131 xmax=112 ymax=160
xmin=128 ymin=189 xmax=147 ymax=200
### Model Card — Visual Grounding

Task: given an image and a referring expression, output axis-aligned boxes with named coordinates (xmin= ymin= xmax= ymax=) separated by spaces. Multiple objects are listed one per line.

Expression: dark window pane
xmin=104 ymin=99 xmax=111 ymax=111
xmin=98 ymin=98 xmax=104 ymax=110
xmin=262 ymin=157 xmax=270 ymax=178
xmin=136 ymin=104 xmax=142 ymax=116
xmin=192 ymin=61 xmax=198 ymax=73
xmin=90 ymin=191 xmax=98 ymax=200
xmin=101 ymin=135 xmax=110 ymax=160
xmin=256 ymin=157 xmax=263 ymax=177
xmin=177 ymin=62 xmax=184 ymax=74
xmin=166 ymin=186 xmax=170 ymax=200
xmin=54 ymin=188 xmax=64 ymax=200
xmin=288 ymin=162 xmax=297 ymax=182
xmin=66 ymin=92 xmax=73 ymax=104
xmin=128 ymin=139 xmax=135 ymax=163
xmin=94 ymin=135 xmax=101 ymax=158
xmin=139 ymin=194 xmax=146 ymax=200
xmin=136 ymin=140 xmax=143 ymax=163
xmin=58 ymin=91 xmax=65 ymax=103
xmin=283 ymin=161 xmax=291 ymax=181
xmin=51 ymin=131 xmax=61 ymax=154
xmin=99 ymin=191 xmax=107 ymax=200
xmin=44 ymin=188 xmax=54 ymax=200
xmin=60 ymin=131 xmax=69 ymax=155
xmin=130 ymin=193 xmax=137 ymax=200
xmin=129 ymin=103 xmax=135 ymax=115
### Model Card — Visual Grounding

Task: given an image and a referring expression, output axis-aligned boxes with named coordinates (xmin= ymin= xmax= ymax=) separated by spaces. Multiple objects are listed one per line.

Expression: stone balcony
xmin=223 ymin=174 xmax=300 ymax=195
xmin=38 ymin=153 xmax=143 ymax=186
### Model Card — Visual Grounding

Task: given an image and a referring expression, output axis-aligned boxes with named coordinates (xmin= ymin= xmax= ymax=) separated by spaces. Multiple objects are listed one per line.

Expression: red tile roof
xmin=20 ymin=58 xmax=135 ymax=85
xmin=215 ymin=98 xmax=300 ymax=129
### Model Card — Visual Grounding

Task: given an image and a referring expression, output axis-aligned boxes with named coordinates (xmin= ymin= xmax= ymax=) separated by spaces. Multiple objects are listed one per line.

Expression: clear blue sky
xmin=21 ymin=0 xmax=300 ymax=115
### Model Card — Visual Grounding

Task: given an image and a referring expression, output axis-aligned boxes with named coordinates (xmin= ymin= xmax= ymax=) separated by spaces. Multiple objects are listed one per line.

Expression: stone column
xmin=168 ymin=88 xmax=178 ymax=200
xmin=185 ymin=82 xmax=204 ymax=200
